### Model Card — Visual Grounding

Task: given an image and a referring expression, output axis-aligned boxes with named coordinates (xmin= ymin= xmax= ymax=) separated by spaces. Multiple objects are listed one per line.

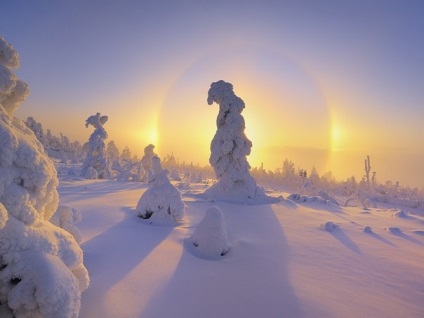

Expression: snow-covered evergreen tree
xmin=0 ymin=35 xmax=89 ymax=318
xmin=203 ymin=80 xmax=274 ymax=203
xmin=107 ymin=140 xmax=120 ymax=163
xmin=120 ymin=146 xmax=132 ymax=162
xmin=25 ymin=117 xmax=46 ymax=146
xmin=140 ymin=144 xmax=156 ymax=182
xmin=136 ymin=156 xmax=185 ymax=224
xmin=81 ymin=112 xmax=112 ymax=179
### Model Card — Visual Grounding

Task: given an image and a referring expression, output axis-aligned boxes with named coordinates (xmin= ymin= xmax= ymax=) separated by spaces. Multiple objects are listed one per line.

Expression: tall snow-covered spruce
xmin=140 ymin=144 xmax=156 ymax=182
xmin=0 ymin=35 xmax=89 ymax=318
xmin=204 ymin=80 xmax=278 ymax=204
xmin=81 ymin=112 xmax=112 ymax=179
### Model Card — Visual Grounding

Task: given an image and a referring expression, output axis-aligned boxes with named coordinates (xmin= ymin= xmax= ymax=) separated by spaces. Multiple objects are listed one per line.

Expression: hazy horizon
xmin=1 ymin=0 xmax=423 ymax=188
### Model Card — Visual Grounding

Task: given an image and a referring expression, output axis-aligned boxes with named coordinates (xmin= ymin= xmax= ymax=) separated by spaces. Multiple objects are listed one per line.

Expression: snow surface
xmin=57 ymin=170 xmax=424 ymax=318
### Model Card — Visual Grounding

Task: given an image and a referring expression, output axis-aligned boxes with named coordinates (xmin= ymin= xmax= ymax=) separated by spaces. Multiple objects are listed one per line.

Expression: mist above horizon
xmin=2 ymin=1 xmax=423 ymax=188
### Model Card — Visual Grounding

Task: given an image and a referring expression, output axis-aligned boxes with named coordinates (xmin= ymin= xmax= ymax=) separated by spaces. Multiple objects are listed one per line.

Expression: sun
xmin=148 ymin=127 xmax=159 ymax=146
xmin=331 ymin=125 xmax=343 ymax=151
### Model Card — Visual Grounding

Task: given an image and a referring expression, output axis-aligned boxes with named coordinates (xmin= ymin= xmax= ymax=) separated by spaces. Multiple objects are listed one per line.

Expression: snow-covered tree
xmin=107 ymin=140 xmax=120 ymax=163
xmin=140 ymin=144 xmax=156 ymax=182
xmin=0 ymin=35 xmax=89 ymax=318
xmin=120 ymin=146 xmax=132 ymax=162
xmin=364 ymin=155 xmax=371 ymax=189
xmin=136 ymin=156 xmax=185 ymax=224
xmin=203 ymin=80 xmax=273 ymax=203
xmin=81 ymin=112 xmax=112 ymax=179
xmin=25 ymin=117 xmax=46 ymax=146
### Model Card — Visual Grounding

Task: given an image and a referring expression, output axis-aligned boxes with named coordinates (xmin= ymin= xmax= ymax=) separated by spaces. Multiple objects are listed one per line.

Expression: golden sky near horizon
xmin=3 ymin=1 xmax=423 ymax=188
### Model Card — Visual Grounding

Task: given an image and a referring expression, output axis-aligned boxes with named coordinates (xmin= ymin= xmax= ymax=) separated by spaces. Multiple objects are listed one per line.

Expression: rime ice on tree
xmin=0 ymin=35 xmax=89 ymax=318
xmin=204 ymin=80 xmax=276 ymax=204
xmin=140 ymin=144 xmax=156 ymax=182
xmin=81 ymin=112 xmax=112 ymax=179
xmin=136 ymin=156 xmax=185 ymax=225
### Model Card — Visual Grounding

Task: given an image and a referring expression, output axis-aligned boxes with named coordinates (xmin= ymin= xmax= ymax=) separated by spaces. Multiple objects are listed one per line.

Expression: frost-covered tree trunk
xmin=204 ymin=80 xmax=274 ymax=203
xmin=0 ymin=35 xmax=89 ymax=318
xmin=81 ymin=112 xmax=112 ymax=179
xmin=364 ymin=155 xmax=371 ymax=189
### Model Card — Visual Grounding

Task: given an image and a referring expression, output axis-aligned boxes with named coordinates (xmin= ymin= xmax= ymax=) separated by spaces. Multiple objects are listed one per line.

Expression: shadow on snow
xmin=141 ymin=203 xmax=304 ymax=318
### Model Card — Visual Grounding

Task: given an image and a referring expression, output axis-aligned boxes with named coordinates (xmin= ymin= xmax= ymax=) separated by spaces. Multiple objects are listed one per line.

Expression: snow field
xmin=58 ymin=178 xmax=424 ymax=318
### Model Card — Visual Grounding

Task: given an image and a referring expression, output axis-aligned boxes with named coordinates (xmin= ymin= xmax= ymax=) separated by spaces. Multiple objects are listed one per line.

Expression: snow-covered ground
xmin=58 ymin=169 xmax=424 ymax=318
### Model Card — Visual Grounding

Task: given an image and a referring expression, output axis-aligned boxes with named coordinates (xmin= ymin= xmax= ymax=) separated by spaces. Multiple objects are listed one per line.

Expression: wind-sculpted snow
xmin=0 ymin=36 xmax=88 ymax=318
xmin=204 ymin=80 xmax=278 ymax=204
xmin=136 ymin=156 xmax=185 ymax=225
xmin=188 ymin=206 xmax=229 ymax=259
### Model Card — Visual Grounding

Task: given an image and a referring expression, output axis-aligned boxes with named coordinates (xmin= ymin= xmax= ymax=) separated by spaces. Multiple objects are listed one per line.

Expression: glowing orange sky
xmin=2 ymin=1 xmax=423 ymax=188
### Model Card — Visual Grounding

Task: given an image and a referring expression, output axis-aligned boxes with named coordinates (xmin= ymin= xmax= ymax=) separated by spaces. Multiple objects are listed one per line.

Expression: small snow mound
xmin=289 ymin=193 xmax=331 ymax=205
xmin=386 ymin=227 xmax=402 ymax=234
xmin=391 ymin=210 xmax=408 ymax=218
xmin=175 ymin=182 xmax=191 ymax=190
xmin=188 ymin=206 xmax=229 ymax=260
xmin=345 ymin=198 xmax=361 ymax=207
xmin=317 ymin=191 xmax=339 ymax=205
xmin=363 ymin=226 xmax=373 ymax=233
xmin=321 ymin=221 xmax=338 ymax=232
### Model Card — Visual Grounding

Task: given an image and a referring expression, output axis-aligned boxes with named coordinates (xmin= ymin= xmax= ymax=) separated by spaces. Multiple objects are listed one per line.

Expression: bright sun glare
xmin=149 ymin=128 xmax=159 ymax=146
xmin=331 ymin=125 xmax=342 ymax=151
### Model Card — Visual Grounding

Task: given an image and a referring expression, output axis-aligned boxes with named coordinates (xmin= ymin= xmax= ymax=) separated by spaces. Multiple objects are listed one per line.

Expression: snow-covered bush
xmin=116 ymin=161 xmax=140 ymax=182
xmin=288 ymin=193 xmax=337 ymax=205
xmin=136 ymin=156 xmax=185 ymax=224
xmin=0 ymin=36 xmax=89 ymax=318
xmin=203 ymin=80 xmax=275 ymax=203
xmin=81 ymin=112 xmax=112 ymax=179
xmin=188 ymin=206 xmax=229 ymax=259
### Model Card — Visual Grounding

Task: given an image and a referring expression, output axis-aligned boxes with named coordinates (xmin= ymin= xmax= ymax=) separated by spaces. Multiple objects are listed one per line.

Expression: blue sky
xmin=1 ymin=0 xmax=423 ymax=187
